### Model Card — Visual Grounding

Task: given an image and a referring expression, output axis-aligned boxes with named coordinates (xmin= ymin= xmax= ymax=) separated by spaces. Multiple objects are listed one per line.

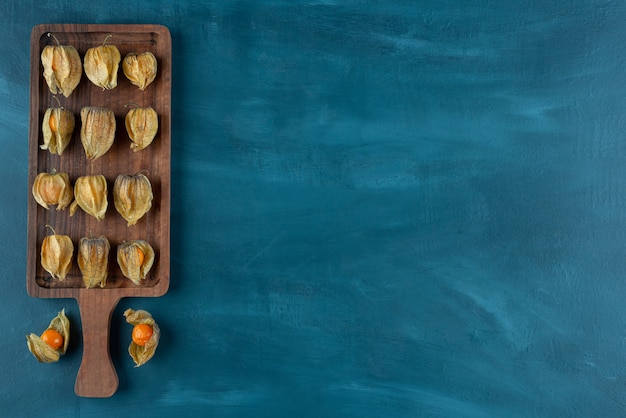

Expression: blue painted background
xmin=2 ymin=0 xmax=626 ymax=416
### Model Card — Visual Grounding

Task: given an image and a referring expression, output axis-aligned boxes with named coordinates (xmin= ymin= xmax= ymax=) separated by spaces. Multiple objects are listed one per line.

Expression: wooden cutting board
xmin=27 ymin=24 xmax=171 ymax=397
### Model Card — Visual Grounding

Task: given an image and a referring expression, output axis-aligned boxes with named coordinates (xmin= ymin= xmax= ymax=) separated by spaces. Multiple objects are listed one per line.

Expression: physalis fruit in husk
xmin=32 ymin=170 xmax=73 ymax=211
xmin=41 ymin=99 xmax=75 ymax=156
xmin=125 ymin=106 xmax=158 ymax=152
xmin=113 ymin=173 xmax=153 ymax=226
xmin=40 ymin=225 xmax=74 ymax=281
xmin=117 ymin=240 xmax=155 ymax=285
xmin=122 ymin=51 xmax=157 ymax=91
xmin=41 ymin=33 xmax=82 ymax=98
xmin=80 ymin=107 xmax=116 ymax=160
xmin=70 ymin=174 xmax=108 ymax=220
xmin=77 ymin=234 xmax=110 ymax=289
xmin=124 ymin=309 xmax=160 ymax=367
xmin=83 ymin=34 xmax=120 ymax=90
xmin=26 ymin=309 xmax=70 ymax=363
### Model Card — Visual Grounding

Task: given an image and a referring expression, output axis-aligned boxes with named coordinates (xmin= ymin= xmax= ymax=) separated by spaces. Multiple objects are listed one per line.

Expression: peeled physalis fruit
xmin=125 ymin=106 xmax=158 ymax=152
xmin=41 ymin=104 xmax=75 ymax=155
xmin=77 ymin=234 xmax=110 ymax=289
xmin=124 ymin=309 xmax=160 ymax=367
xmin=41 ymin=33 xmax=82 ymax=97
xmin=32 ymin=171 xmax=73 ymax=211
xmin=84 ymin=35 xmax=121 ymax=90
xmin=80 ymin=106 xmax=116 ymax=160
xmin=113 ymin=173 xmax=153 ymax=226
xmin=26 ymin=309 xmax=70 ymax=363
xmin=117 ymin=240 xmax=155 ymax=285
xmin=122 ymin=52 xmax=157 ymax=90
xmin=41 ymin=225 xmax=74 ymax=281
xmin=70 ymin=175 xmax=108 ymax=220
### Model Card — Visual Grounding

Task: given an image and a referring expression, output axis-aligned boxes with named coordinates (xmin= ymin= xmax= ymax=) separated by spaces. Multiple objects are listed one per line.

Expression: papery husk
xmin=117 ymin=240 xmax=155 ymax=285
xmin=41 ymin=42 xmax=82 ymax=97
xmin=113 ymin=173 xmax=153 ymax=226
xmin=70 ymin=175 xmax=108 ymax=220
xmin=122 ymin=52 xmax=157 ymax=91
xmin=77 ymin=235 xmax=110 ymax=289
xmin=26 ymin=309 xmax=70 ymax=363
xmin=41 ymin=226 xmax=74 ymax=281
xmin=124 ymin=309 xmax=160 ymax=367
xmin=26 ymin=333 xmax=60 ymax=363
xmin=125 ymin=107 xmax=158 ymax=152
xmin=84 ymin=37 xmax=120 ymax=90
xmin=41 ymin=107 xmax=75 ymax=155
xmin=32 ymin=171 xmax=73 ymax=211
xmin=80 ymin=107 xmax=116 ymax=160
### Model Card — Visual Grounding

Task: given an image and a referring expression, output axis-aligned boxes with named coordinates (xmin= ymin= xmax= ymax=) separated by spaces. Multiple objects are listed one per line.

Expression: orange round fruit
xmin=49 ymin=112 xmax=57 ymax=133
xmin=41 ymin=329 xmax=64 ymax=350
xmin=132 ymin=323 xmax=153 ymax=346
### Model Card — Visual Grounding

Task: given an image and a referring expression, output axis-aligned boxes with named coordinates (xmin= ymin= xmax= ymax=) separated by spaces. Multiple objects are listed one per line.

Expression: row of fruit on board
xmin=43 ymin=32 xmax=158 ymax=97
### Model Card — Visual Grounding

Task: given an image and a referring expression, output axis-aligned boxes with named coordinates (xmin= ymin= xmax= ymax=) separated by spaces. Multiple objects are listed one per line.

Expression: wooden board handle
xmin=74 ymin=292 xmax=121 ymax=398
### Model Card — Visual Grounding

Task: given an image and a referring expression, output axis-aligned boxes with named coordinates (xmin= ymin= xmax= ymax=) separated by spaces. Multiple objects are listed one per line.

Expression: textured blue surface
xmin=3 ymin=0 xmax=626 ymax=416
